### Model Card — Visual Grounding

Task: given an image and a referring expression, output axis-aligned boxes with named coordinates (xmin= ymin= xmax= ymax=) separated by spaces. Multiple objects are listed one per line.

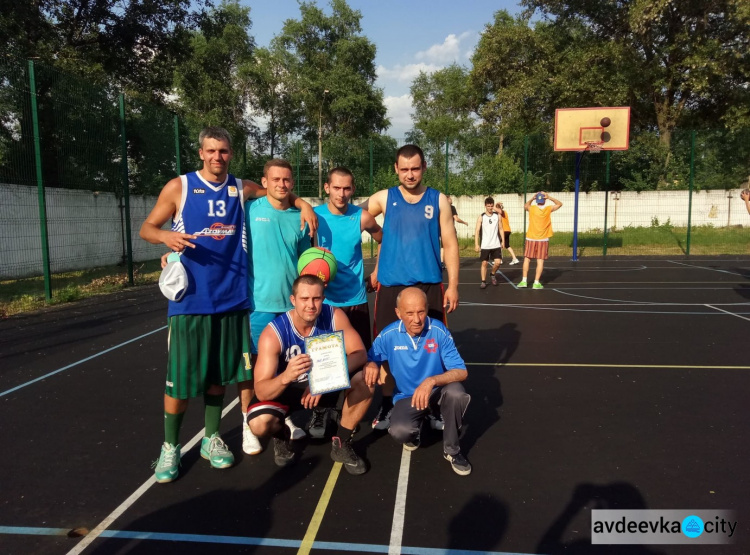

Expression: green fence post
xmin=174 ymin=115 xmax=181 ymax=176
xmin=444 ymin=138 xmax=449 ymax=195
xmin=296 ymin=141 xmax=301 ymax=192
xmin=369 ymin=137 xmax=374 ymax=258
xmin=119 ymin=94 xmax=134 ymax=285
xmin=603 ymin=150 xmax=610 ymax=255
xmin=686 ymin=130 xmax=695 ymax=255
xmin=523 ymin=135 xmax=529 ymax=234
xmin=29 ymin=60 xmax=52 ymax=300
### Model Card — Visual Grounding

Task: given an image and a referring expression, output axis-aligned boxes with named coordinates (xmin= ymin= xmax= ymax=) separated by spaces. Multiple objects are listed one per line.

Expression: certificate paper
xmin=305 ymin=331 xmax=350 ymax=395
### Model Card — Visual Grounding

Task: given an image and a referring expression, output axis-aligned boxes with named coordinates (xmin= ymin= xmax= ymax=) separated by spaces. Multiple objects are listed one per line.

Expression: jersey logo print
xmin=194 ymin=223 xmax=236 ymax=240
xmin=424 ymin=339 xmax=438 ymax=353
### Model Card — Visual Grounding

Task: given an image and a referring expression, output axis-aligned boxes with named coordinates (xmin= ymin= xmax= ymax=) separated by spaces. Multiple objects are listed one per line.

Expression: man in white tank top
xmin=474 ymin=197 xmax=504 ymax=289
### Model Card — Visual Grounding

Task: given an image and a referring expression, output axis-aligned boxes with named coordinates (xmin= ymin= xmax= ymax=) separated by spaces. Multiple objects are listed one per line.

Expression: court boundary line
xmin=297 ymin=462 xmax=343 ymax=555
xmin=389 ymin=448 xmax=412 ymax=555
xmin=0 ymin=326 xmax=168 ymax=398
xmin=706 ymin=304 xmax=750 ymax=323
xmin=2 ymin=526 xmax=535 ymax=554
xmin=465 ymin=362 xmax=750 ymax=370
xmin=66 ymin=399 xmax=239 ymax=555
xmin=668 ymin=259 xmax=748 ymax=277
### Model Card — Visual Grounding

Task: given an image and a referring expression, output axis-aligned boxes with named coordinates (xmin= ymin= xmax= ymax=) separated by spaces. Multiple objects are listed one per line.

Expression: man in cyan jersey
xmin=248 ymin=275 xmax=373 ymax=475
xmin=363 ymin=287 xmax=471 ymax=476
xmin=141 ymin=129 xmax=316 ymax=483
xmin=364 ymin=144 xmax=459 ymax=431
xmin=240 ymin=159 xmax=311 ymax=455
xmin=474 ymin=196 xmax=504 ymax=289
xmin=309 ymin=167 xmax=383 ymax=437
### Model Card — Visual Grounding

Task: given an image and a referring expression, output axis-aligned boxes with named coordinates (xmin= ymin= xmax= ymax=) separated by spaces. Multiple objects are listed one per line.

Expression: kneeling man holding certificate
xmin=248 ymin=274 xmax=373 ymax=475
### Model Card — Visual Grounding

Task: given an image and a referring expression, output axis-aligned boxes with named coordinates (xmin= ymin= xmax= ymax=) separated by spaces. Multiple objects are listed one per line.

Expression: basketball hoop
xmin=585 ymin=141 xmax=603 ymax=153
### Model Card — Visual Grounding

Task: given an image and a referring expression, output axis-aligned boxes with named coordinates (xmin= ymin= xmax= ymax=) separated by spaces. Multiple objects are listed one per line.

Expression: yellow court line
xmin=466 ymin=362 xmax=750 ymax=370
xmin=297 ymin=461 xmax=343 ymax=555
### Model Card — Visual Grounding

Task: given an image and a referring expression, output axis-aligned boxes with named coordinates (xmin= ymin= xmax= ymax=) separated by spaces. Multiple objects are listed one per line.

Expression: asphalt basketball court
xmin=1 ymin=256 xmax=748 ymax=554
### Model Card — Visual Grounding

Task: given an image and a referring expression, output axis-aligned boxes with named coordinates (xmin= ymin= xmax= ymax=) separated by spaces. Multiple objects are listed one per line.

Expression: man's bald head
xmin=396 ymin=287 xmax=428 ymax=310
xmin=395 ymin=287 xmax=428 ymax=337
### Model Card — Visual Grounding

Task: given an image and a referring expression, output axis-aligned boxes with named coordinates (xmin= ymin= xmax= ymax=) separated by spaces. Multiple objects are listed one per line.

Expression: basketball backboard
xmin=554 ymin=107 xmax=631 ymax=151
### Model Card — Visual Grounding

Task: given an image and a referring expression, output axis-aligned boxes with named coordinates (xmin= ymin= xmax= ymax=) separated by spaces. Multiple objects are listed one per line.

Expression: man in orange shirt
xmin=494 ymin=201 xmax=520 ymax=265
xmin=518 ymin=192 xmax=563 ymax=290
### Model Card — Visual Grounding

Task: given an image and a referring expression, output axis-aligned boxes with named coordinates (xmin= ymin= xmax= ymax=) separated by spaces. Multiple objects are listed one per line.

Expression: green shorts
xmin=165 ymin=310 xmax=252 ymax=399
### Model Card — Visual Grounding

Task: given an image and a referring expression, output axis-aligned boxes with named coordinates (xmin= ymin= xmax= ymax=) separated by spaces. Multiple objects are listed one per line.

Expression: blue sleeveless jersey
xmin=378 ymin=187 xmax=442 ymax=286
xmin=168 ymin=172 xmax=249 ymax=316
xmin=268 ymin=304 xmax=336 ymax=382
xmin=314 ymin=203 xmax=367 ymax=307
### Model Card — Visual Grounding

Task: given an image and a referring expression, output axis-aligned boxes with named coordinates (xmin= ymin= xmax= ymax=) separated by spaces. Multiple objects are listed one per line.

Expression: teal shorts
xmin=250 ymin=311 xmax=284 ymax=355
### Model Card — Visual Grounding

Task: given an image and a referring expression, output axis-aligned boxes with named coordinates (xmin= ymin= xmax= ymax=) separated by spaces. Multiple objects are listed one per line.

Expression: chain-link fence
xmin=2 ymin=58 xmax=749 ymax=304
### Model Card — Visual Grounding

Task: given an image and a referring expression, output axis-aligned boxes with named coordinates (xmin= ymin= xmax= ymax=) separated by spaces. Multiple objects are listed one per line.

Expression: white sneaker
xmin=242 ymin=423 xmax=263 ymax=455
xmin=509 ymin=259 xmax=519 ymax=265
xmin=286 ymin=416 xmax=306 ymax=440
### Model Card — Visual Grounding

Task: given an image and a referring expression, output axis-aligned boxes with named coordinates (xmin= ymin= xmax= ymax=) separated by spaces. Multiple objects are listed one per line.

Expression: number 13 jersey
xmin=168 ymin=171 xmax=249 ymax=316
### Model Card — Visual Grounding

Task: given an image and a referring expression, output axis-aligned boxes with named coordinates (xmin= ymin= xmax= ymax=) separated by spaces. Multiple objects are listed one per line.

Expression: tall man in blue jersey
xmin=141 ymin=128 xmax=316 ymax=483
xmin=240 ymin=159 xmax=312 ymax=455
xmin=364 ymin=144 xmax=460 ymax=430
xmin=363 ymin=287 xmax=471 ymax=475
xmin=248 ymin=275 xmax=374 ymax=475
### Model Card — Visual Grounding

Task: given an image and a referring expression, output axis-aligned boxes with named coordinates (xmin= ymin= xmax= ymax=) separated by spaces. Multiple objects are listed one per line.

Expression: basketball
xmin=297 ymin=247 xmax=338 ymax=284
xmin=600 ymin=117 xmax=611 ymax=127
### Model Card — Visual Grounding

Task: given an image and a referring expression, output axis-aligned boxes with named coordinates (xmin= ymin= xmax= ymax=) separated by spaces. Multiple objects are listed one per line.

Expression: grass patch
xmin=0 ymin=260 xmax=163 ymax=318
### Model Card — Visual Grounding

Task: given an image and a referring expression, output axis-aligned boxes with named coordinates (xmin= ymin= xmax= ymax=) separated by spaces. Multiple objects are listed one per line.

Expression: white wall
xmin=2 ymin=184 xmax=747 ymax=279
xmin=0 ymin=184 xmax=166 ymax=279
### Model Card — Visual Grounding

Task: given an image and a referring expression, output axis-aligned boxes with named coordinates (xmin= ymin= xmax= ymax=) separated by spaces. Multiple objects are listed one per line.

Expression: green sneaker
xmin=153 ymin=442 xmax=181 ymax=483
xmin=200 ymin=433 xmax=235 ymax=469
xmin=533 ymin=281 xmax=544 ymax=289
xmin=517 ymin=279 xmax=528 ymax=288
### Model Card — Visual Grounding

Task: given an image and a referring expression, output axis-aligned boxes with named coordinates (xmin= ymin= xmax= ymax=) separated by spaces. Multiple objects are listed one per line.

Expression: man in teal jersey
xmin=311 ymin=167 xmax=382 ymax=437
xmin=239 ymin=159 xmax=311 ymax=455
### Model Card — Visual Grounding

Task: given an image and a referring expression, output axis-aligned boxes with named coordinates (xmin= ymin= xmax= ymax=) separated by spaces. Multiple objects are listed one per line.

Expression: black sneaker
xmin=273 ymin=437 xmax=295 ymax=467
xmin=331 ymin=436 xmax=367 ymax=475
xmin=444 ymin=451 xmax=472 ymax=475
xmin=307 ymin=407 xmax=328 ymax=439
xmin=403 ymin=434 xmax=420 ymax=452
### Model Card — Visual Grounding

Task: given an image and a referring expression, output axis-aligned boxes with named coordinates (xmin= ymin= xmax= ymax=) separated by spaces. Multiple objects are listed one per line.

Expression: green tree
xmin=173 ymin=0 xmax=256 ymax=145
xmin=2 ymin=0 xmax=208 ymax=98
xmin=243 ymin=46 xmax=304 ymax=157
xmin=272 ymin=0 xmax=388 ymax=142
xmin=520 ymin=0 xmax=750 ymax=146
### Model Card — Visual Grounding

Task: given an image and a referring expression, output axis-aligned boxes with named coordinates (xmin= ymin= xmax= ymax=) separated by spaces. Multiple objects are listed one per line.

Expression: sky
xmin=242 ymin=0 xmax=526 ymax=138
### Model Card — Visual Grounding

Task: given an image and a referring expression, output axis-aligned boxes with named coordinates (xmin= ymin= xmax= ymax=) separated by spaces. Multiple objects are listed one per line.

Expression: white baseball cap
xmin=159 ymin=253 xmax=188 ymax=301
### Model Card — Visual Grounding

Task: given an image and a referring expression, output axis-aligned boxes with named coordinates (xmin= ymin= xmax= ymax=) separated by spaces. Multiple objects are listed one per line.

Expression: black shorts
xmin=479 ymin=248 xmax=502 ymax=262
xmin=503 ymin=231 xmax=512 ymax=246
xmin=338 ymin=302 xmax=372 ymax=352
xmin=246 ymin=382 xmax=339 ymax=423
xmin=374 ymin=283 xmax=445 ymax=337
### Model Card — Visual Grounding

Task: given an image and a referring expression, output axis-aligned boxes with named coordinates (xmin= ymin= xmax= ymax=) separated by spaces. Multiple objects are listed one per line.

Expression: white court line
xmin=706 ymin=304 xmax=750 ymax=323
xmin=389 ymin=448 xmax=412 ymax=555
xmin=668 ymin=260 xmax=748 ymax=277
xmin=66 ymin=398 xmax=239 ymax=555
xmin=495 ymin=270 xmax=517 ymax=288
xmin=0 ymin=326 xmax=168 ymax=398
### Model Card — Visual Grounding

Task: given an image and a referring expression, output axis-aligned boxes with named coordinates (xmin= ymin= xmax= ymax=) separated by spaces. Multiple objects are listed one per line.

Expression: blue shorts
xmin=249 ymin=311 xmax=284 ymax=354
